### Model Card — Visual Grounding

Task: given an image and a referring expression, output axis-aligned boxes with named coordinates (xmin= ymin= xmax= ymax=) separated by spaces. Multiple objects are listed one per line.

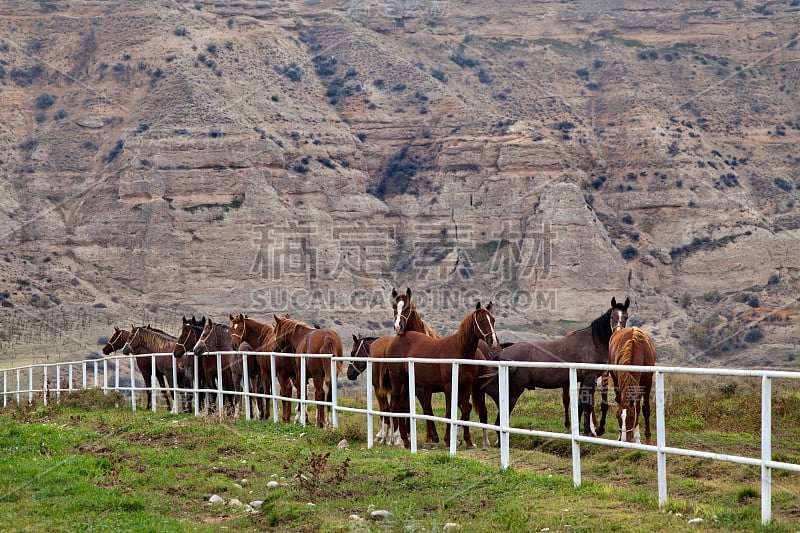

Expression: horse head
xmin=347 ymin=334 xmax=371 ymax=380
xmin=472 ymin=301 xmax=499 ymax=349
xmin=121 ymin=325 xmax=141 ymax=355
xmin=175 ymin=316 xmax=201 ymax=357
xmin=392 ymin=287 xmax=413 ymax=334
xmin=193 ymin=318 xmax=215 ymax=356
xmin=229 ymin=313 xmax=247 ymax=349
xmin=272 ymin=313 xmax=295 ymax=351
xmin=103 ymin=326 xmax=128 ymax=355
xmin=610 ymin=296 xmax=630 ymax=332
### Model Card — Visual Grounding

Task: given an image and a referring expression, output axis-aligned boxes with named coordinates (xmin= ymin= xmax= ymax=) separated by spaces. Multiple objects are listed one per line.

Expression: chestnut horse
xmin=597 ymin=296 xmax=630 ymax=435
xmin=102 ymin=326 xmax=129 ymax=355
xmin=192 ymin=318 xmax=244 ymax=415
xmin=122 ymin=325 xmax=184 ymax=411
xmin=386 ymin=302 xmax=499 ymax=449
xmin=482 ymin=297 xmax=628 ymax=438
xmin=608 ymin=326 xmax=656 ymax=444
xmin=229 ymin=313 xmax=280 ymax=420
xmin=347 ymin=335 xmax=400 ymax=444
xmin=392 ymin=287 xmax=495 ymax=448
xmin=273 ymin=315 xmax=342 ymax=428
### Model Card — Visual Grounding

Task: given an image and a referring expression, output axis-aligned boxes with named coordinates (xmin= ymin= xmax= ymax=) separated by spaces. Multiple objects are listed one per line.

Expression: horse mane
xmin=589 ymin=308 xmax=613 ymax=348
xmin=245 ymin=318 xmax=275 ymax=349
xmin=139 ymin=327 xmax=177 ymax=352
xmin=145 ymin=325 xmax=173 ymax=337
xmin=614 ymin=328 xmax=657 ymax=404
xmin=454 ymin=309 xmax=479 ymax=352
xmin=406 ymin=300 xmax=441 ymax=339
xmin=275 ymin=317 xmax=313 ymax=348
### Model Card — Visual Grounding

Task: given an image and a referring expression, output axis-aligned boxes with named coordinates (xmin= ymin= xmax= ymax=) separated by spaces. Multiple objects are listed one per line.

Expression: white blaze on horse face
xmin=394 ymin=300 xmax=404 ymax=333
xmin=489 ymin=318 xmax=499 ymax=348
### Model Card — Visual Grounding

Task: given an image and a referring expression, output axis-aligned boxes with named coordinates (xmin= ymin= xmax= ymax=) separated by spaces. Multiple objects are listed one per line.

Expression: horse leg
xmin=374 ymin=387 xmax=389 ymax=444
xmin=596 ymin=373 xmax=609 ymax=437
xmin=579 ymin=381 xmax=597 ymax=437
xmin=157 ymin=371 xmax=173 ymax=412
xmin=493 ymin=387 xmax=524 ymax=447
xmin=280 ymin=379 xmax=293 ymax=423
xmin=561 ymin=386 xmax=570 ymax=431
xmin=419 ymin=389 xmax=438 ymax=447
xmin=390 ymin=378 xmax=410 ymax=449
xmin=313 ymin=375 xmax=325 ymax=428
xmin=459 ymin=385 xmax=474 ymax=449
xmin=642 ymin=379 xmax=653 ymax=445
xmin=471 ymin=382 xmax=489 ymax=448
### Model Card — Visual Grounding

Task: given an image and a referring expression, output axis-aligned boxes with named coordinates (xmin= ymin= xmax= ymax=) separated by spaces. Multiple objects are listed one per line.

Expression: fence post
xmin=656 ymin=371 xmax=668 ymax=507
xmin=216 ymin=353 xmax=223 ymax=415
xmin=569 ymin=367 xmax=581 ymax=487
xmin=16 ymin=368 xmax=21 ymax=405
xmin=172 ymin=355 xmax=179 ymax=415
xmin=28 ymin=367 xmax=34 ymax=405
xmin=115 ymin=358 xmax=120 ymax=392
xmin=366 ymin=359 xmax=374 ymax=449
xmin=3 ymin=370 xmax=7 ymax=407
xmin=43 ymin=366 xmax=48 ymax=406
xmin=449 ymin=362 xmax=459 ymax=457
xmin=68 ymin=364 xmax=74 ymax=394
xmin=408 ymin=360 xmax=417 ymax=454
xmin=130 ymin=356 xmax=136 ymax=411
xmin=499 ymin=364 xmax=510 ymax=469
xmin=270 ymin=354 xmax=278 ymax=423
xmin=103 ymin=359 xmax=108 ymax=395
xmin=56 ymin=364 xmax=61 ymax=404
xmin=82 ymin=361 xmax=87 ymax=391
xmin=94 ymin=361 xmax=99 ymax=389
xmin=242 ymin=354 xmax=251 ymax=421
xmin=151 ymin=354 xmax=157 ymax=413
xmin=299 ymin=356 xmax=307 ymax=427
xmin=193 ymin=355 xmax=200 ymax=417
xmin=330 ymin=357 xmax=338 ymax=428
xmin=761 ymin=376 xmax=772 ymax=525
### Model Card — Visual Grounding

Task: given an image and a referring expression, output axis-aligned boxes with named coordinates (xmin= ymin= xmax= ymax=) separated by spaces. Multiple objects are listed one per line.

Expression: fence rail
xmin=2 ymin=352 xmax=799 ymax=525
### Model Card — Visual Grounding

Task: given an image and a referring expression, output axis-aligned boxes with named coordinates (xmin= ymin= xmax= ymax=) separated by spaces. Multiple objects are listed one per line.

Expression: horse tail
xmin=321 ymin=335 xmax=342 ymax=378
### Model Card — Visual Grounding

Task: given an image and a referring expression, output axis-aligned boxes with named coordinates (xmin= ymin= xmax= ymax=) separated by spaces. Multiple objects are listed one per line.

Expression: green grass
xmin=1 ymin=379 xmax=799 ymax=532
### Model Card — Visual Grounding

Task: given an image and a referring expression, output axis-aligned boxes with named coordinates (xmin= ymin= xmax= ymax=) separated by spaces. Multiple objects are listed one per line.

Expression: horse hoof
xmin=422 ymin=442 xmax=436 ymax=450
xmin=465 ymin=442 xmax=477 ymax=450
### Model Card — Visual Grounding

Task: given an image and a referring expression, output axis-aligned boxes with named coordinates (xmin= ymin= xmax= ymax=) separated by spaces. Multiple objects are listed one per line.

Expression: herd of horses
xmin=101 ymin=290 xmax=656 ymax=448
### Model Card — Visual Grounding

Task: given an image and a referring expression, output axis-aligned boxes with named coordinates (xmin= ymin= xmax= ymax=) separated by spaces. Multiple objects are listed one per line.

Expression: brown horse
xmin=273 ymin=315 xmax=342 ymax=428
xmin=192 ymin=318 xmax=244 ymax=415
xmin=229 ymin=313 xmax=278 ymax=420
xmin=386 ymin=302 xmax=499 ymax=449
xmin=608 ymin=326 xmax=656 ymax=444
xmin=122 ymin=325 xmax=184 ymax=411
xmin=347 ymin=335 xmax=401 ymax=444
xmin=597 ymin=296 xmax=630 ymax=434
xmin=173 ymin=316 xmax=207 ymax=413
xmin=482 ymin=297 xmax=628 ymax=438
xmin=102 ymin=326 xmax=129 ymax=355
xmin=392 ymin=287 xmax=495 ymax=448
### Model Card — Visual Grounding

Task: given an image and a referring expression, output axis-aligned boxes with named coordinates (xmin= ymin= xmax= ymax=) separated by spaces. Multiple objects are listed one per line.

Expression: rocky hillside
xmin=1 ymin=0 xmax=799 ymax=368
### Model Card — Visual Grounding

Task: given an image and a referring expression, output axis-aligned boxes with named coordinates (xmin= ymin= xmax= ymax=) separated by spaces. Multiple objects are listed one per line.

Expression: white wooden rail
xmin=2 ymin=352 xmax=799 ymax=525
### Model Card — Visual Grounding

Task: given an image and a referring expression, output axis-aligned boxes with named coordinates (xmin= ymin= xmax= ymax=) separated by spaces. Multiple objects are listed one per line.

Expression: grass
xmin=1 ymin=378 xmax=799 ymax=532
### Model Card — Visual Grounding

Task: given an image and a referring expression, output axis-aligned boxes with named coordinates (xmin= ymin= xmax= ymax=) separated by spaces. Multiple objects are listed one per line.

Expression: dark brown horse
xmin=482 ymin=298 xmax=628 ymax=438
xmin=608 ymin=326 xmax=656 ymax=444
xmin=273 ymin=315 xmax=342 ymax=428
xmin=173 ymin=316 xmax=207 ymax=413
xmin=192 ymin=318 xmax=244 ymax=415
xmin=122 ymin=325 xmax=184 ymax=411
xmin=229 ymin=313 xmax=278 ymax=420
xmin=102 ymin=326 xmax=129 ymax=355
xmin=386 ymin=302 xmax=499 ymax=449
xmin=347 ymin=335 xmax=400 ymax=444
xmin=392 ymin=287 xmax=495 ymax=448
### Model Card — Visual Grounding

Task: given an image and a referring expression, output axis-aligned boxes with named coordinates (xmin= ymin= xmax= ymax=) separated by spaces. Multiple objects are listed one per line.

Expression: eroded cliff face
xmin=1 ymin=0 xmax=799 ymax=366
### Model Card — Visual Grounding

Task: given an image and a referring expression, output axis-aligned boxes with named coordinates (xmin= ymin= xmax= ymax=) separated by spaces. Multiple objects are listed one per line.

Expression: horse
xmin=347 ymin=335 xmax=400 ymax=444
xmin=386 ymin=301 xmax=499 ymax=449
xmin=482 ymin=297 xmax=629 ymax=439
xmin=173 ymin=316 xmax=207 ymax=413
xmin=272 ymin=315 xmax=343 ymax=428
xmin=229 ymin=313 xmax=278 ymax=420
xmin=122 ymin=325 xmax=184 ymax=412
xmin=608 ymin=326 xmax=656 ymax=444
xmin=192 ymin=318 xmax=244 ymax=416
xmin=597 ymin=296 xmax=630 ymax=435
xmin=102 ymin=326 xmax=129 ymax=355
xmin=392 ymin=287 xmax=495 ymax=448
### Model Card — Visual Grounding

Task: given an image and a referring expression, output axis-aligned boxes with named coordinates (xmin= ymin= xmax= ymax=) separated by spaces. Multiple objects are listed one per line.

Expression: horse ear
xmin=392 ymin=288 xmax=398 ymax=298
xmin=353 ymin=334 xmax=358 ymax=343
xmin=611 ymin=296 xmax=617 ymax=307
xmin=114 ymin=326 xmax=119 ymax=332
xmin=486 ymin=301 xmax=493 ymax=312
xmin=406 ymin=287 xmax=412 ymax=299
xmin=475 ymin=301 xmax=482 ymax=310
xmin=229 ymin=313 xmax=234 ymax=321
xmin=274 ymin=313 xmax=281 ymax=323
xmin=624 ymin=297 xmax=630 ymax=309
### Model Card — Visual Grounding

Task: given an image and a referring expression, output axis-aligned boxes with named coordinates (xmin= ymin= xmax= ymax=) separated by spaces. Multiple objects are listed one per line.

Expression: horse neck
xmin=451 ymin=312 xmax=481 ymax=358
xmin=406 ymin=307 xmax=440 ymax=338
xmin=139 ymin=329 xmax=175 ymax=353
xmin=286 ymin=322 xmax=312 ymax=349
xmin=245 ymin=319 xmax=274 ymax=349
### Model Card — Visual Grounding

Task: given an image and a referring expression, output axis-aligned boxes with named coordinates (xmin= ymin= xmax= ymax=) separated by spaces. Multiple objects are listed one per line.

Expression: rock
xmin=337 ymin=438 xmax=349 ymax=450
xmin=444 ymin=523 xmax=460 ymax=530
xmin=349 ymin=514 xmax=364 ymax=522
xmin=208 ymin=494 xmax=224 ymax=504
xmin=687 ymin=518 xmax=703 ymax=525
xmin=267 ymin=481 xmax=280 ymax=488
xmin=75 ymin=116 xmax=105 ymax=129
xmin=370 ymin=509 xmax=393 ymax=520
xmin=233 ymin=483 xmax=243 ymax=490
xmin=229 ymin=498 xmax=243 ymax=507
xmin=250 ymin=500 xmax=264 ymax=508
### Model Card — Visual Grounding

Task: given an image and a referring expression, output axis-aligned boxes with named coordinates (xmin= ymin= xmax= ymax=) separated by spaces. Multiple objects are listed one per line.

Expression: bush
xmin=19 ymin=138 xmax=38 ymax=151
xmin=372 ymin=78 xmax=384 ymax=88
xmin=743 ymin=329 xmax=763 ymax=343
xmin=621 ymin=214 xmax=634 ymax=224
xmin=275 ymin=63 xmax=302 ymax=82
xmin=35 ymin=93 xmax=55 ymax=110
xmin=102 ymin=139 xmax=124 ymax=163
xmin=477 ymin=68 xmax=492 ymax=84
xmin=775 ymin=177 xmax=793 ymax=191
xmin=35 ymin=112 xmax=47 ymax=123
xmin=356 ymin=132 xmax=367 ymax=142
xmin=174 ymin=27 xmax=187 ymax=37
xmin=431 ymin=69 xmax=447 ymax=82
xmin=450 ymin=53 xmax=479 ymax=68
xmin=10 ymin=64 xmax=43 ymax=87
xmin=53 ymin=108 xmax=68 ymax=120
xmin=621 ymin=245 xmax=638 ymax=260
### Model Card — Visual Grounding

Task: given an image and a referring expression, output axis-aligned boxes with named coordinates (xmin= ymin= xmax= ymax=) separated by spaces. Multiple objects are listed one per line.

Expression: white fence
xmin=2 ymin=351 xmax=799 ymax=525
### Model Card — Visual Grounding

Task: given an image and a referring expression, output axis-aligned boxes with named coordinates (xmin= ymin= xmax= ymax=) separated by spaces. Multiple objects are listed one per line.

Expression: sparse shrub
xmin=743 ymin=328 xmax=763 ymax=343
xmin=10 ymin=64 xmax=43 ymax=87
xmin=206 ymin=43 xmax=218 ymax=55
xmin=82 ymin=140 xmax=98 ymax=151
xmin=317 ymin=157 xmax=335 ymax=169
xmin=450 ymin=53 xmax=479 ymax=68
xmin=102 ymin=139 xmax=124 ymax=163
xmin=575 ymin=68 xmax=589 ymax=79
xmin=19 ymin=138 xmax=38 ymax=151
xmin=393 ymin=83 xmax=406 ymax=91
xmin=621 ymin=245 xmax=638 ymax=260
xmin=174 ymin=27 xmax=187 ymax=37
xmin=53 ymin=108 xmax=68 ymax=120
xmin=680 ymin=292 xmax=692 ymax=308
xmin=621 ymin=214 xmax=634 ymax=224
xmin=372 ymin=78 xmax=385 ymax=88
xmin=477 ymin=68 xmax=492 ymax=84
xmin=356 ymin=132 xmax=367 ymax=142
xmin=431 ymin=69 xmax=447 ymax=82
xmin=775 ymin=177 xmax=793 ymax=191
xmin=35 ymin=93 xmax=55 ymax=110
xmin=35 ymin=112 xmax=47 ymax=123
xmin=313 ymin=54 xmax=337 ymax=77
xmin=275 ymin=63 xmax=302 ymax=82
